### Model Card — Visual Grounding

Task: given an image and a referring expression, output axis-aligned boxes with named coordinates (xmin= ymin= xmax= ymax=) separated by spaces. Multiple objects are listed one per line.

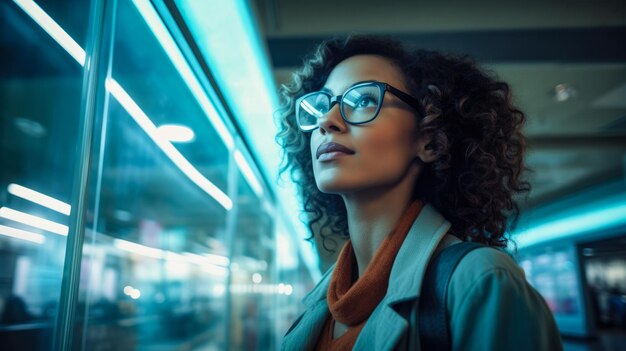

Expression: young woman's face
xmin=310 ymin=54 xmax=422 ymax=196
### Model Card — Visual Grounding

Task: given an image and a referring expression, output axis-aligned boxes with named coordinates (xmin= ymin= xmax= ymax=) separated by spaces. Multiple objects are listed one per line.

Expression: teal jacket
xmin=281 ymin=204 xmax=563 ymax=350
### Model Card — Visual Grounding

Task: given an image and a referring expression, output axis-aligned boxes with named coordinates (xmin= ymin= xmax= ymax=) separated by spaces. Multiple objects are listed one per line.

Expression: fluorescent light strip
xmin=15 ymin=0 xmax=233 ymax=211
xmin=206 ymin=253 xmax=230 ymax=266
xmin=0 ymin=207 xmax=69 ymax=236
xmin=0 ymin=224 xmax=45 ymax=244
xmin=203 ymin=265 xmax=228 ymax=277
xmin=113 ymin=239 xmax=229 ymax=276
xmin=234 ymin=150 xmax=263 ymax=196
xmin=131 ymin=0 xmax=234 ymax=151
xmin=106 ymin=78 xmax=233 ymax=210
xmin=132 ymin=0 xmax=267 ymax=203
xmin=301 ymin=101 xmax=323 ymax=118
xmin=184 ymin=252 xmax=230 ymax=267
xmin=113 ymin=239 xmax=164 ymax=259
xmin=8 ymin=184 xmax=71 ymax=215
xmin=343 ymin=99 xmax=356 ymax=108
xmin=157 ymin=124 xmax=195 ymax=143
xmin=13 ymin=0 xmax=86 ymax=65
xmin=176 ymin=1 xmax=322 ymax=280
xmin=515 ymin=202 xmax=626 ymax=248
xmin=164 ymin=251 xmax=187 ymax=262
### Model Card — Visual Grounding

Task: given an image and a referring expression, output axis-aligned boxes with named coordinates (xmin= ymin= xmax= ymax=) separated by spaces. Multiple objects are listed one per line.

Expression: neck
xmin=341 ymin=165 xmax=419 ymax=278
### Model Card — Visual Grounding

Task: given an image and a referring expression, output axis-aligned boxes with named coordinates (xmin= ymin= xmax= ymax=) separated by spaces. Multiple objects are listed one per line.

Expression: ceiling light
xmin=8 ymin=183 xmax=71 ymax=215
xmin=15 ymin=0 xmax=233 ymax=212
xmin=113 ymin=238 xmax=163 ymax=259
xmin=14 ymin=117 xmax=47 ymax=138
xmin=156 ymin=124 xmax=195 ymax=143
xmin=554 ymin=83 xmax=576 ymax=102
xmin=0 ymin=207 xmax=69 ymax=236
xmin=131 ymin=0 xmax=234 ymax=150
xmin=106 ymin=78 xmax=233 ymax=211
xmin=514 ymin=201 xmax=626 ymax=248
xmin=13 ymin=0 xmax=85 ymax=65
xmin=0 ymin=224 xmax=45 ymax=244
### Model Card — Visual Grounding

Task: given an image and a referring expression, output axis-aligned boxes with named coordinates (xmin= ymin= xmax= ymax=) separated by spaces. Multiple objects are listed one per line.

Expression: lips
xmin=316 ymin=142 xmax=355 ymax=159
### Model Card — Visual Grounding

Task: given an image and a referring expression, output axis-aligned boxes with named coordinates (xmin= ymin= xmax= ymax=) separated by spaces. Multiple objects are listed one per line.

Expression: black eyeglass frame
xmin=295 ymin=80 xmax=422 ymax=132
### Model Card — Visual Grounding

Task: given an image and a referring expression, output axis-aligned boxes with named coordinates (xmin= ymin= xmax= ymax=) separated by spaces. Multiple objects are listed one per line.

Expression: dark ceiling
xmin=253 ymin=0 xmax=626 ymax=208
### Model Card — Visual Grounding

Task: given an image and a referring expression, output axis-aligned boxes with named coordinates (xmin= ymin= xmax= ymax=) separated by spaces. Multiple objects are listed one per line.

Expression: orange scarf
xmin=314 ymin=199 xmax=424 ymax=350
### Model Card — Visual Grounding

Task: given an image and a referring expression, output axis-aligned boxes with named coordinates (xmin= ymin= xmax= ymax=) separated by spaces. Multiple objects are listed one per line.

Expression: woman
xmin=275 ymin=35 xmax=562 ymax=351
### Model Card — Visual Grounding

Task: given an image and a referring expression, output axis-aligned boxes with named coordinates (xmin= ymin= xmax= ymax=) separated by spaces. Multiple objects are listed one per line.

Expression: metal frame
xmin=296 ymin=80 xmax=423 ymax=132
xmin=53 ymin=0 xmax=113 ymax=349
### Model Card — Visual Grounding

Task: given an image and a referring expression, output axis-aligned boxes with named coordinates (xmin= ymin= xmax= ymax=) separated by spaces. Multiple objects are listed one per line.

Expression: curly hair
xmin=274 ymin=35 xmax=531 ymax=252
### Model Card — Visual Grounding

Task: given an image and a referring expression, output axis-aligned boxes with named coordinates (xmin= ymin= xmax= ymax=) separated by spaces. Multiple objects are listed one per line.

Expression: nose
xmin=317 ymin=102 xmax=347 ymax=134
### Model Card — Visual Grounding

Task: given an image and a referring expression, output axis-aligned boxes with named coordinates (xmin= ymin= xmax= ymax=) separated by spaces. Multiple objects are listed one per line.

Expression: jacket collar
xmin=302 ymin=261 xmax=335 ymax=309
xmin=283 ymin=203 xmax=452 ymax=351
xmin=301 ymin=203 xmax=451 ymax=308
xmin=385 ymin=203 xmax=452 ymax=304
xmin=353 ymin=203 xmax=453 ymax=350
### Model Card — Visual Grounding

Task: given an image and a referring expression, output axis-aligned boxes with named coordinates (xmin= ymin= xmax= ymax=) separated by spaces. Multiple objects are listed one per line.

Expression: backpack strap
xmin=411 ymin=241 xmax=484 ymax=351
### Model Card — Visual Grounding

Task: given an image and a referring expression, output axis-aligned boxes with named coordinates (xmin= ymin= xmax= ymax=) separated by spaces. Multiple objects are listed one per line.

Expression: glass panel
xmin=518 ymin=244 xmax=588 ymax=336
xmin=173 ymin=0 xmax=320 ymax=342
xmin=174 ymin=0 xmax=279 ymax=181
xmin=274 ymin=218 xmax=314 ymax=345
xmin=0 ymin=0 xmax=91 ymax=349
xmin=228 ymin=170 xmax=275 ymax=350
xmin=73 ymin=0 xmax=240 ymax=350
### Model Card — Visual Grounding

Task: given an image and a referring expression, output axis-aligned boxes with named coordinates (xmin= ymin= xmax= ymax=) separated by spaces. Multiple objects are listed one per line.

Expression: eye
xmin=354 ymin=95 xmax=377 ymax=109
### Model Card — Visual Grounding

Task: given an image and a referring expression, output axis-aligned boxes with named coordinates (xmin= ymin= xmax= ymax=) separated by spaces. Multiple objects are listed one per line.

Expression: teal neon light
xmin=15 ymin=0 xmax=235 ymax=211
xmin=515 ymin=201 xmax=626 ymax=248
xmin=176 ymin=0 xmax=321 ymax=280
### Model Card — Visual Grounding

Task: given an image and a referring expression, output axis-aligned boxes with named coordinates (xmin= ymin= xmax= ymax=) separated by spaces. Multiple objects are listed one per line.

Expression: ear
xmin=415 ymin=134 xmax=438 ymax=163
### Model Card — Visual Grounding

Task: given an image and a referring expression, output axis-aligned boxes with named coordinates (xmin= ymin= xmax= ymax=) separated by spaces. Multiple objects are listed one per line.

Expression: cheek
xmin=309 ymin=133 xmax=320 ymax=155
xmin=310 ymin=136 xmax=324 ymax=177
xmin=358 ymin=128 xmax=415 ymax=167
xmin=309 ymin=136 xmax=319 ymax=165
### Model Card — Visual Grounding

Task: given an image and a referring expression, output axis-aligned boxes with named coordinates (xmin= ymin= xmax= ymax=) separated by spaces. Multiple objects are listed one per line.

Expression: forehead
xmin=323 ymin=54 xmax=407 ymax=94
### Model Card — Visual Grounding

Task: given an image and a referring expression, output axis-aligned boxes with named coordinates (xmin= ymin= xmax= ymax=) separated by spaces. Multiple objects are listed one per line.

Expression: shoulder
xmin=445 ymin=246 xmax=563 ymax=350
xmin=449 ymin=246 xmax=525 ymax=290
xmin=446 ymin=246 xmax=529 ymax=312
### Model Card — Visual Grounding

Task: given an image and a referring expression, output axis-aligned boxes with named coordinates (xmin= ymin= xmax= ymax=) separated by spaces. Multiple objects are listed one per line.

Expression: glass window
xmin=73 ymin=0 xmax=232 ymax=349
xmin=2 ymin=0 xmax=309 ymax=349
xmin=0 ymin=0 xmax=91 ymax=349
xmin=518 ymin=244 xmax=589 ymax=336
xmin=228 ymin=169 xmax=276 ymax=350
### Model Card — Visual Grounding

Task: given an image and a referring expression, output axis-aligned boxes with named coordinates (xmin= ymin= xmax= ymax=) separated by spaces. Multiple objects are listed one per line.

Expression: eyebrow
xmin=320 ymin=80 xmax=376 ymax=95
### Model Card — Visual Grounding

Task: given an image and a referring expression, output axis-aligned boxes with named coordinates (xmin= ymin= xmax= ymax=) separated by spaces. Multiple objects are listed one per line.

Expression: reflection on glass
xmin=584 ymin=254 xmax=626 ymax=329
xmin=72 ymin=0 xmax=277 ymax=349
xmin=0 ymin=0 xmax=90 ymax=349
xmin=73 ymin=0 xmax=232 ymax=348
xmin=521 ymin=249 xmax=581 ymax=315
xmin=2 ymin=0 xmax=311 ymax=349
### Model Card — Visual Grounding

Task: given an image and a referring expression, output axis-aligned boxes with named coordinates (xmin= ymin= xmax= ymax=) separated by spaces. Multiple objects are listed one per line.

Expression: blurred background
xmin=0 ymin=0 xmax=625 ymax=350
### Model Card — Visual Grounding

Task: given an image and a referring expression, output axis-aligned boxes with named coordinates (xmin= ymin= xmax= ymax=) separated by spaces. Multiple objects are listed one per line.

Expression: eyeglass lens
xmin=298 ymin=84 xmax=382 ymax=131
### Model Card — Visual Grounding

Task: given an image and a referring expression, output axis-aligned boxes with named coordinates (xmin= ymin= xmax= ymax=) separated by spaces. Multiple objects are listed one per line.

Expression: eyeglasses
xmin=295 ymin=80 xmax=422 ymax=132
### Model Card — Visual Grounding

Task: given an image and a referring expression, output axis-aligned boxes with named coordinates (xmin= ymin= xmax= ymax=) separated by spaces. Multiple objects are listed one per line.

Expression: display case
xmin=0 ymin=0 xmax=313 ymax=350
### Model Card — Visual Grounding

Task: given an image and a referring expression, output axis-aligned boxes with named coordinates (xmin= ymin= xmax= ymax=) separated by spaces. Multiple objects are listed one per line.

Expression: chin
xmin=315 ymin=178 xmax=369 ymax=195
xmin=315 ymin=180 xmax=351 ymax=194
xmin=316 ymin=184 xmax=344 ymax=194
